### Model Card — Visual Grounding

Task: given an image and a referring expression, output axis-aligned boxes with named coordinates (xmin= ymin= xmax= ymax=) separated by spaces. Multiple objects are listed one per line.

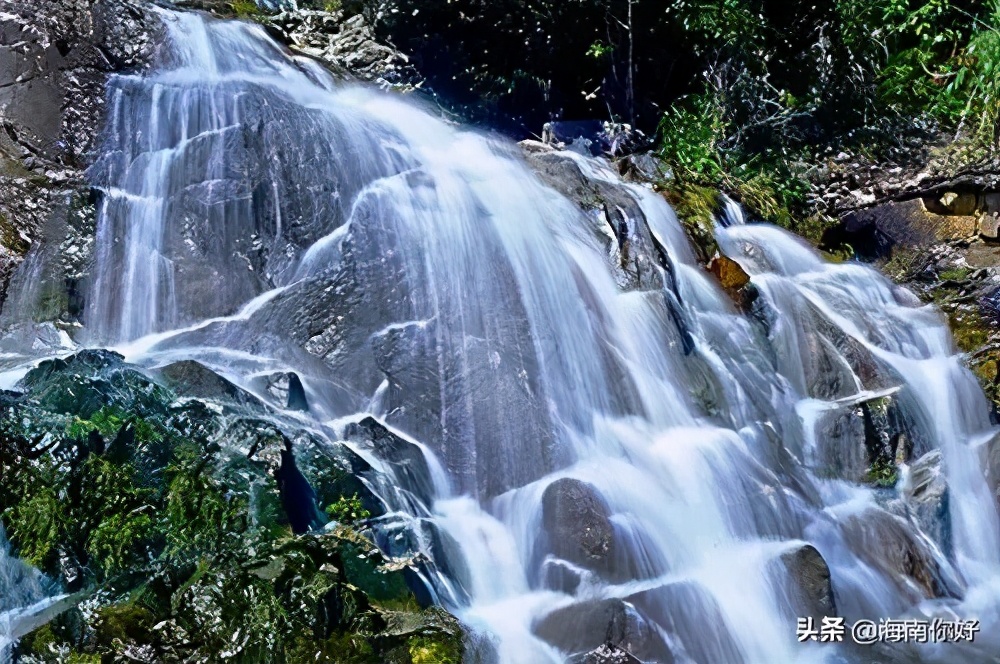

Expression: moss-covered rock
xmin=1 ymin=351 xmax=464 ymax=663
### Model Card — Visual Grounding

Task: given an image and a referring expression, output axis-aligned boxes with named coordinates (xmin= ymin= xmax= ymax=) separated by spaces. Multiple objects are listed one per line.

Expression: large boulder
xmin=540 ymin=478 xmax=619 ymax=579
xmin=823 ymin=197 xmax=979 ymax=260
xmin=154 ymin=360 xmax=265 ymax=412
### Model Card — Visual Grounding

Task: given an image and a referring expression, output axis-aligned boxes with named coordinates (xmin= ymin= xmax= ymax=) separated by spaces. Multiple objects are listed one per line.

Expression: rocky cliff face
xmin=0 ymin=0 xmax=159 ymax=323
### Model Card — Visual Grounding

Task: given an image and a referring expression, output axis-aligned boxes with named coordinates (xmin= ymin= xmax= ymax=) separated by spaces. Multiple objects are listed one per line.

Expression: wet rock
xmin=0 ymin=0 xmax=159 ymax=315
xmin=902 ymin=450 xmax=951 ymax=556
xmin=981 ymin=432 xmax=1000 ymax=511
xmin=541 ymin=478 xmax=616 ymax=576
xmin=20 ymin=349 xmax=171 ymax=420
xmin=627 ymin=580 xmax=745 ymax=664
xmin=154 ymin=360 xmax=264 ymax=411
xmin=840 ymin=507 xmax=963 ymax=602
xmin=286 ymin=372 xmax=309 ymax=411
xmin=343 ymin=416 xmax=436 ymax=504
xmin=533 ymin=598 xmax=672 ymax=663
xmin=540 ymin=557 xmax=584 ymax=595
xmin=251 ymin=371 xmax=307 ymax=410
xmin=520 ymin=146 xmax=664 ymax=293
xmin=777 ymin=544 xmax=836 ymax=621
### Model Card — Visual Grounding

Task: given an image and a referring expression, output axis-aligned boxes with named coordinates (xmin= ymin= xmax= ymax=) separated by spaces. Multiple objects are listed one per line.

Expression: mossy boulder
xmin=1 ymin=351 xmax=464 ymax=662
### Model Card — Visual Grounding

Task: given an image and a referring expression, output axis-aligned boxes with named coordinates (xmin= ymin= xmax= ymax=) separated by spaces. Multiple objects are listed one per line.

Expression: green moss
xmin=94 ymin=604 xmax=157 ymax=647
xmin=661 ymin=182 xmax=720 ymax=262
xmin=231 ymin=0 xmax=262 ymax=18
xmin=939 ymin=267 xmax=971 ymax=282
xmin=409 ymin=635 xmax=462 ymax=664
xmin=865 ymin=456 xmax=899 ymax=488
xmin=0 ymin=212 xmax=30 ymax=255
xmin=949 ymin=308 xmax=990 ymax=353
xmin=0 ymin=352 xmax=465 ymax=661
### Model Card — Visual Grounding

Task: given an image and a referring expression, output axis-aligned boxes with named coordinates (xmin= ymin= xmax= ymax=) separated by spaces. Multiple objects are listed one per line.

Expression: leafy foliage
xmin=325 ymin=492 xmax=372 ymax=525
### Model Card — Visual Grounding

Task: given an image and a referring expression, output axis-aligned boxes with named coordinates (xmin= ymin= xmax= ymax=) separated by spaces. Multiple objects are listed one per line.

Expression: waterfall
xmin=5 ymin=7 xmax=1000 ymax=663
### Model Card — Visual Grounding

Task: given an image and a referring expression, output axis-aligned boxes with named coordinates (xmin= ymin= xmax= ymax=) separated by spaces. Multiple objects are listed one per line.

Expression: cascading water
xmin=4 ymin=6 xmax=1000 ymax=663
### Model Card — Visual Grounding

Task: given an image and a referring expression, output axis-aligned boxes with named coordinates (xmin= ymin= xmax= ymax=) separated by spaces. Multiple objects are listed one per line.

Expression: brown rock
xmin=709 ymin=255 xmax=750 ymax=290
xmin=825 ymin=197 xmax=978 ymax=259
xmin=840 ymin=507 xmax=962 ymax=601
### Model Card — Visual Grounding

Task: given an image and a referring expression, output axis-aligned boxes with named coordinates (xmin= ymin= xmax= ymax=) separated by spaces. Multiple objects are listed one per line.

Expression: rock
xmin=265 ymin=9 xmax=422 ymax=89
xmin=1 ymin=347 xmax=465 ymax=662
xmin=627 ymin=580 xmax=745 ymax=664
xmin=979 ymin=213 xmax=1000 ymax=240
xmin=902 ymin=450 xmax=951 ymax=555
xmin=575 ymin=644 xmax=643 ymax=664
xmin=708 ymin=255 xmax=755 ymax=309
xmin=286 ymin=372 xmax=309 ymax=411
xmin=927 ymin=191 xmax=978 ymax=216
xmin=533 ymin=598 xmax=673 ymax=663
xmin=981 ymin=432 xmax=1000 ymax=512
xmin=824 ymin=198 xmax=978 ymax=260
xmin=521 ymin=146 xmax=667 ymax=293
xmin=540 ymin=478 xmax=616 ymax=576
xmin=0 ymin=0 xmax=159 ymax=316
xmin=343 ymin=416 xmax=437 ymax=504
xmin=154 ymin=360 xmax=264 ymax=411
xmin=709 ymin=255 xmax=750 ymax=290
xmin=840 ymin=507 xmax=963 ymax=602
xmin=777 ymin=544 xmax=836 ymax=621
xmin=20 ymin=349 xmax=171 ymax=420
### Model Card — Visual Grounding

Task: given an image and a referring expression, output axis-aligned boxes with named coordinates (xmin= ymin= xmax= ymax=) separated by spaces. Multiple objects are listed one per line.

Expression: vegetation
xmin=333 ymin=0 xmax=996 ymax=233
xmin=1 ymin=351 xmax=462 ymax=663
xmin=230 ymin=0 xmax=261 ymax=18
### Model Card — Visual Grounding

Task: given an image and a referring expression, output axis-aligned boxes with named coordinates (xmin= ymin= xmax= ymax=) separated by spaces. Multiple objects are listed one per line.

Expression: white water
xmin=3 ymin=8 xmax=1000 ymax=664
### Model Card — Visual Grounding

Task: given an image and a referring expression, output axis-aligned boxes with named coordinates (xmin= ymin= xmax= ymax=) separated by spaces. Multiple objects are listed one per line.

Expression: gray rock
xmin=981 ymin=432 xmax=1000 ymax=512
xmin=521 ymin=147 xmax=668 ymax=293
xmin=574 ymin=644 xmax=643 ymax=664
xmin=540 ymin=478 xmax=616 ymax=576
xmin=343 ymin=415 xmax=436 ymax=505
xmin=267 ymin=9 xmax=422 ymax=89
xmin=154 ymin=360 xmax=265 ymax=411
xmin=627 ymin=580 xmax=745 ymax=664
xmin=533 ymin=598 xmax=673 ymax=663
xmin=0 ymin=0 xmax=159 ymax=318
xmin=903 ymin=450 xmax=951 ymax=556
xmin=777 ymin=544 xmax=837 ymax=621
